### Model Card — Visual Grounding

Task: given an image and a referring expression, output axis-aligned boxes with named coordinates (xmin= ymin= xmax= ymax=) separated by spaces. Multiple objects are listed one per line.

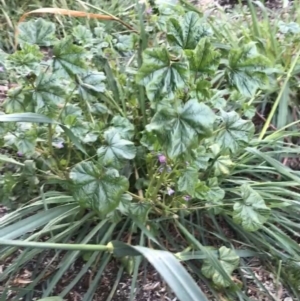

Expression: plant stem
xmin=0 ymin=239 xmax=111 ymax=251
xmin=127 ymin=191 xmax=145 ymax=201
xmin=259 ymin=47 xmax=300 ymax=140
xmin=48 ymin=124 xmax=63 ymax=172
xmin=47 ymin=124 xmax=54 ymax=156
xmin=136 ymin=0 xmax=147 ymax=126
xmin=104 ymin=91 xmax=126 ymax=117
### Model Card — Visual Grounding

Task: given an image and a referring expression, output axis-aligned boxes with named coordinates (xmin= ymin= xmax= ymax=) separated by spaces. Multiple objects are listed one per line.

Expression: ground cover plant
xmin=1 ymin=0 xmax=300 ymax=300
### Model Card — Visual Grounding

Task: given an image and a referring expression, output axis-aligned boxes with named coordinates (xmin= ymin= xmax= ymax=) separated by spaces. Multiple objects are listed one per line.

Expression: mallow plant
xmin=1 ymin=2 xmax=300 ymax=300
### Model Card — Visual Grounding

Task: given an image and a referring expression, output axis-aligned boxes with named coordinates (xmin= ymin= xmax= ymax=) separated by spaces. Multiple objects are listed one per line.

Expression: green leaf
xmin=177 ymin=249 xmax=258 ymax=261
xmin=116 ymin=193 xmax=133 ymax=215
xmin=140 ymin=131 xmax=162 ymax=152
xmin=185 ymin=38 xmax=220 ymax=73
xmin=112 ymin=241 xmax=209 ymax=301
xmin=0 ymin=173 xmax=17 ymax=207
xmin=60 ymin=104 xmax=83 ymax=120
xmin=92 ymin=103 xmax=109 ymax=115
xmin=213 ymin=155 xmax=234 ymax=176
xmin=209 ymin=93 xmax=227 ymax=110
xmin=35 ymin=297 xmax=63 ymax=301
xmin=0 ymin=154 xmax=24 ymax=167
xmin=110 ymin=116 xmax=135 ymax=140
xmin=72 ymin=25 xmax=94 ymax=46
xmin=64 ymin=117 xmax=88 ymax=138
xmin=191 ymin=146 xmax=210 ymax=170
xmin=59 ymin=124 xmax=88 ymax=155
xmin=136 ymin=47 xmax=189 ymax=101
xmin=201 ymin=246 xmax=240 ymax=287
xmin=205 ymin=178 xmax=225 ymax=202
xmin=15 ymin=132 xmax=37 ymax=155
xmin=70 ymin=161 xmax=129 ymax=215
xmin=129 ymin=202 xmax=151 ymax=222
xmin=0 ymin=113 xmax=87 ymax=155
xmin=215 ymin=111 xmax=255 ymax=153
xmin=226 ymin=42 xmax=271 ymax=97
xmin=52 ymin=37 xmax=86 ymax=77
xmin=32 ymin=73 xmax=65 ymax=116
xmin=278 ymin=21 xmax=300 ymax=34
xmin=177 ymin=166 xmax=209 ymax=198
xmin=77 ymin=71 xmax=106 ymax=101
xmin=115 ymin=35 xmax=134 ymax=52
xmin=191 ymin=78 xmax=212 ymax=100
xmin=6 ymin=43 xmax=43 ymax=75
xmin=177 ymin=166 xmax=199 ymax=195
xmin=233 ymin=184 xmax=271 ymax=232
xmin=146 ymin=99 xmax=215 ymax=158
xmin=0 ymin=48 xmax=7 ymax=65
xmin=22 ymin=160 xmax=39 ymax=186
xmin=81 ymin=132 xmax=98 ymax=144
xmin=0 ymin=204 xmax=75 ymax=239
xmin=17 ymin=18 xmax=56 ymax=46
xmin=4 ymin=86 xmax=27 ymax=113
xmin=204 ymin=178 xmax=224 ymax=214
xmin=193 ymin=182 xmax=210 ymax=199
xmin=4 ymin=123 xmax=37 ymax=155
xmin=243 ymin=104 xmax=256 ymax=119
xmin=97 ymin=129 xmax=136 ymax=168
xmin=167 ymin=12 xmax=211 ymax=49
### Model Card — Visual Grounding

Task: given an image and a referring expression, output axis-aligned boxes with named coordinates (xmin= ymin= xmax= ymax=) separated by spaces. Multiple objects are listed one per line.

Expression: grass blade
xmin=0 ymin=204 xmax=76 ymax=239
xmin=0 ymin=112 xmax=87 ymax=155
xmin=112 ymin=241 xmax=209 ymax=301
xmin=259 ymin=48 xmax=300 ymax=140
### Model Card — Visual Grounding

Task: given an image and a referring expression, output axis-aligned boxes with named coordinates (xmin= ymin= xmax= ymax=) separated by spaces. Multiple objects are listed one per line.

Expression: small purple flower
xmin=145 ymin=7 xmax=153 ymax=15
xmin=0 ymin=66 xmax=4 ymax=72
xmin=158 ymin=154 xmax=166 ymax=164
xmin=167 ymin=187 xmax=175 ymax=196
xmin=183 ymin=195 xmax=191 ymax=201
xmin=17 ymin=151 xmax=23 ymax=157
xmin=53 ymin=141 xmax=64 ymax=149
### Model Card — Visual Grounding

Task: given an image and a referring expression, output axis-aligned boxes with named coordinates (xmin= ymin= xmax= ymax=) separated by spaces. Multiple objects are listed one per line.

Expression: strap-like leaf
xmin=112 ymin=241 xmax=209 ymax=301
xmin=37 ymin=296 xmax=64 ymax=301
xmin=0 ymin=112 xmax=87 ymax=155
xmin=0 ymin=204 xmax=76 ymax=240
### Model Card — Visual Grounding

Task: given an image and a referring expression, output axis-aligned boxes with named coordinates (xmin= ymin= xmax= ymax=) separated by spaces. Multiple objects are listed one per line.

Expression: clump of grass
xmin=1 ymin=1 xmax=300 ymax=301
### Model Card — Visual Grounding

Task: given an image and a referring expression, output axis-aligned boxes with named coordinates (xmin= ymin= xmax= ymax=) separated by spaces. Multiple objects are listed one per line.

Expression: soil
xmin=0 ymin=0 xmax=297 ymax=300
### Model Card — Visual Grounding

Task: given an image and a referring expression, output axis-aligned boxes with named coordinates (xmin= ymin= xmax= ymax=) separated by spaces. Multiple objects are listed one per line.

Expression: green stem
xmin=151 ymin=168 xmax=167 ymax=199
xmin=0 ymin=239 xmax=111 ymax=252
xmin=127 ymin=191 xmax=145 ymax=201
xmin=57 ymin=86 xmax=77 ymax=122
xmin=66 ymin=136 xmax=72 ymax=167
xmin=179 ymin=0 xmax=203 ymax=14
xmin=145 ymin=169 xmax=159 ymax=200
xmin=104 ymin=92 xmax=126 ymax=117
xmin=259 ymin=47 xmax=300 ymax=140
xmin=48 ymin=124 xmax=54 ymax=156
xmin=247 ymin=90 xmax=261 ymax=106
xmin=48 ymin=124 xmax=63 ymax=172
xmin=136 ymin=0 xmax=147 ymax=126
